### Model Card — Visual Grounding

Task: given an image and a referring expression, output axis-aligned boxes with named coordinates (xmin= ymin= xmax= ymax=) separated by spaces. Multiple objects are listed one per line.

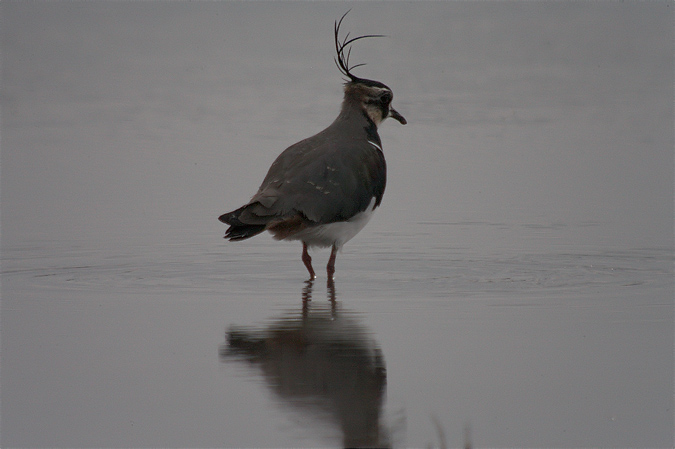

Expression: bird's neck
xmin=333 ymin=98 xmax=382 ymax=141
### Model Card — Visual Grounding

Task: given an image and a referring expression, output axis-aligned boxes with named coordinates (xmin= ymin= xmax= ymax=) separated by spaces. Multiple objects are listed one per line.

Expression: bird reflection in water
xmin=220 ymin=279 xmax=390 ymax=448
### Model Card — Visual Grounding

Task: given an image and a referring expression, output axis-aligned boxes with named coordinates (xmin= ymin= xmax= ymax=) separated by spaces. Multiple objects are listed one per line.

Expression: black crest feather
xmin=334 ymin=10 xmax=384 ymax=83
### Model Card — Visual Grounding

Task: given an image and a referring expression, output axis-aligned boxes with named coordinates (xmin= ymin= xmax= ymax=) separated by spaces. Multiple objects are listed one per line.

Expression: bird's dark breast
xmin=360 ymin=142 xmax=386 ymax=208
xmin=362 ymin=122 xmax=386 ymax=205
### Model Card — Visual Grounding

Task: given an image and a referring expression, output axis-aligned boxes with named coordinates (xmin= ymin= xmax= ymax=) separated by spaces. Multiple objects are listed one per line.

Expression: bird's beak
xmin=389 ymin=107 xmax=407 ymax=125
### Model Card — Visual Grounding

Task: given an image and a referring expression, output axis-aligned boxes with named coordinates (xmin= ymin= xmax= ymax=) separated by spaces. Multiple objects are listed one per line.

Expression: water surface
xmin=2 ymin=2 xmax=673 ymax=448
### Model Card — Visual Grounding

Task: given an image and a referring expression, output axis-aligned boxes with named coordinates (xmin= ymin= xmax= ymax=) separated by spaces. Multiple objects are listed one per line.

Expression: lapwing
xmin=219 ymin=12 xmax=406 ymax=280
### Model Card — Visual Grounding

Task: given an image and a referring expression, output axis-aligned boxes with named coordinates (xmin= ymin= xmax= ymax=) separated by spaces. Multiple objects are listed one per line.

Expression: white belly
xmin=284 ymin=197 xmax=377 ymax=249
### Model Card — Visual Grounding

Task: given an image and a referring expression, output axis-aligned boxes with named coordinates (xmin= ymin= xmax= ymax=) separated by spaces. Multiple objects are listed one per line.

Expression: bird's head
xmin=334 ymin=11 xmax=407 ymax=128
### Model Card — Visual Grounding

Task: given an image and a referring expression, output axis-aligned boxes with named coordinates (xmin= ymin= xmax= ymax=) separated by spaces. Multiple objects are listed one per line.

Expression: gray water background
xmin=1 ymin=2 xmax=673 ymax=447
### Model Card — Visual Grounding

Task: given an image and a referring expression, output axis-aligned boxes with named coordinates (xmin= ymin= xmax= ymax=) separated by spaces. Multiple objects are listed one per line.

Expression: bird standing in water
xmin=219 ymin=12 xmax=406 ymax=279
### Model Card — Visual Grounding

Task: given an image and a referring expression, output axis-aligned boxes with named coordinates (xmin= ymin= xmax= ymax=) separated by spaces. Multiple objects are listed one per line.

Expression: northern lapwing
xmin=219 ymin=12 xmax=406 ymax=279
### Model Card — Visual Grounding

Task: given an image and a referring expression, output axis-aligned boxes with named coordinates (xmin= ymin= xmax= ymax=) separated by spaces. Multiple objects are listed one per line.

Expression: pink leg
xmin=302 ymin=243 xmax=316 ymax=279
xmin=326 ymin=244 xmax=337 ymax=280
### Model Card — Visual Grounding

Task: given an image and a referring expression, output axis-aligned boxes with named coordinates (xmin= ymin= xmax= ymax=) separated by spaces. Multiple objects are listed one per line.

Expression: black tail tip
xmin=224 ymin=224 xmax=266 ymax=241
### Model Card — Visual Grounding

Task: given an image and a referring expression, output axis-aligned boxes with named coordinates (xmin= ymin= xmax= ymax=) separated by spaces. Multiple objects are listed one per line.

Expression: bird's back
xmin=220 ymin=110 xmax=386 ymax=242
xmin=257 ymin=117 xmax=386 ymax=222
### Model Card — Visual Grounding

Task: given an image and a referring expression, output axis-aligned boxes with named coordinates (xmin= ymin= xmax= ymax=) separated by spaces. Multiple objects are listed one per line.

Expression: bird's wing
xmin=246 ymin=136 xmax=386 ymax=225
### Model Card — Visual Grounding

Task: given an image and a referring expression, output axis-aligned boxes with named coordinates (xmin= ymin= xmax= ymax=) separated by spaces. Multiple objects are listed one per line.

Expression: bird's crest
xmin=334 ymin=10 xmax=384 ymax=84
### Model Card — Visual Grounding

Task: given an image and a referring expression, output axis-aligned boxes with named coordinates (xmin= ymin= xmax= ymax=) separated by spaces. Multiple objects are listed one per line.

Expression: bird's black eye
xmin=380 ymin=91 xmax=393 ymax=104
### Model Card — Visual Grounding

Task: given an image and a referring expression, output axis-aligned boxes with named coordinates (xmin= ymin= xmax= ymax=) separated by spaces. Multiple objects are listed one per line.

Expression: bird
xmin=218 ymin=11 xmax=406 ymax=280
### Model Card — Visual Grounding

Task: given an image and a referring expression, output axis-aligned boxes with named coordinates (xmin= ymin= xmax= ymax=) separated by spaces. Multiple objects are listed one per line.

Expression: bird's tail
xmin=218 ymin=204 xmax=267 ymax=241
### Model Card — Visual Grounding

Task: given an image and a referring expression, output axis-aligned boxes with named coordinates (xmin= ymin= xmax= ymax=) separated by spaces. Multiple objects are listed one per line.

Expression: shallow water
xmin=2 ymin=231 xmax=673 ymax=448
xmin=2 ymin=2 xmax=674 ymax=448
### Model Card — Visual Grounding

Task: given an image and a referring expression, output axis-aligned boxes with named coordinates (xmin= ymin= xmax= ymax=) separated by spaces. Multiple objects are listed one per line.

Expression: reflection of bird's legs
xmin=302 ymin=279 xmax=314 ymax=317
xmin=327 ymin=244 xmax=337 ymax=307
xmin=327 ymin=244 xmax=337 ymax=280
xmin=302 ymin=242 xmax=316 ymax=279
xmin=302 ymin=278 xmax=314 ymax=302
xmin=327 ymin=277 xmax=336 ymax=305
